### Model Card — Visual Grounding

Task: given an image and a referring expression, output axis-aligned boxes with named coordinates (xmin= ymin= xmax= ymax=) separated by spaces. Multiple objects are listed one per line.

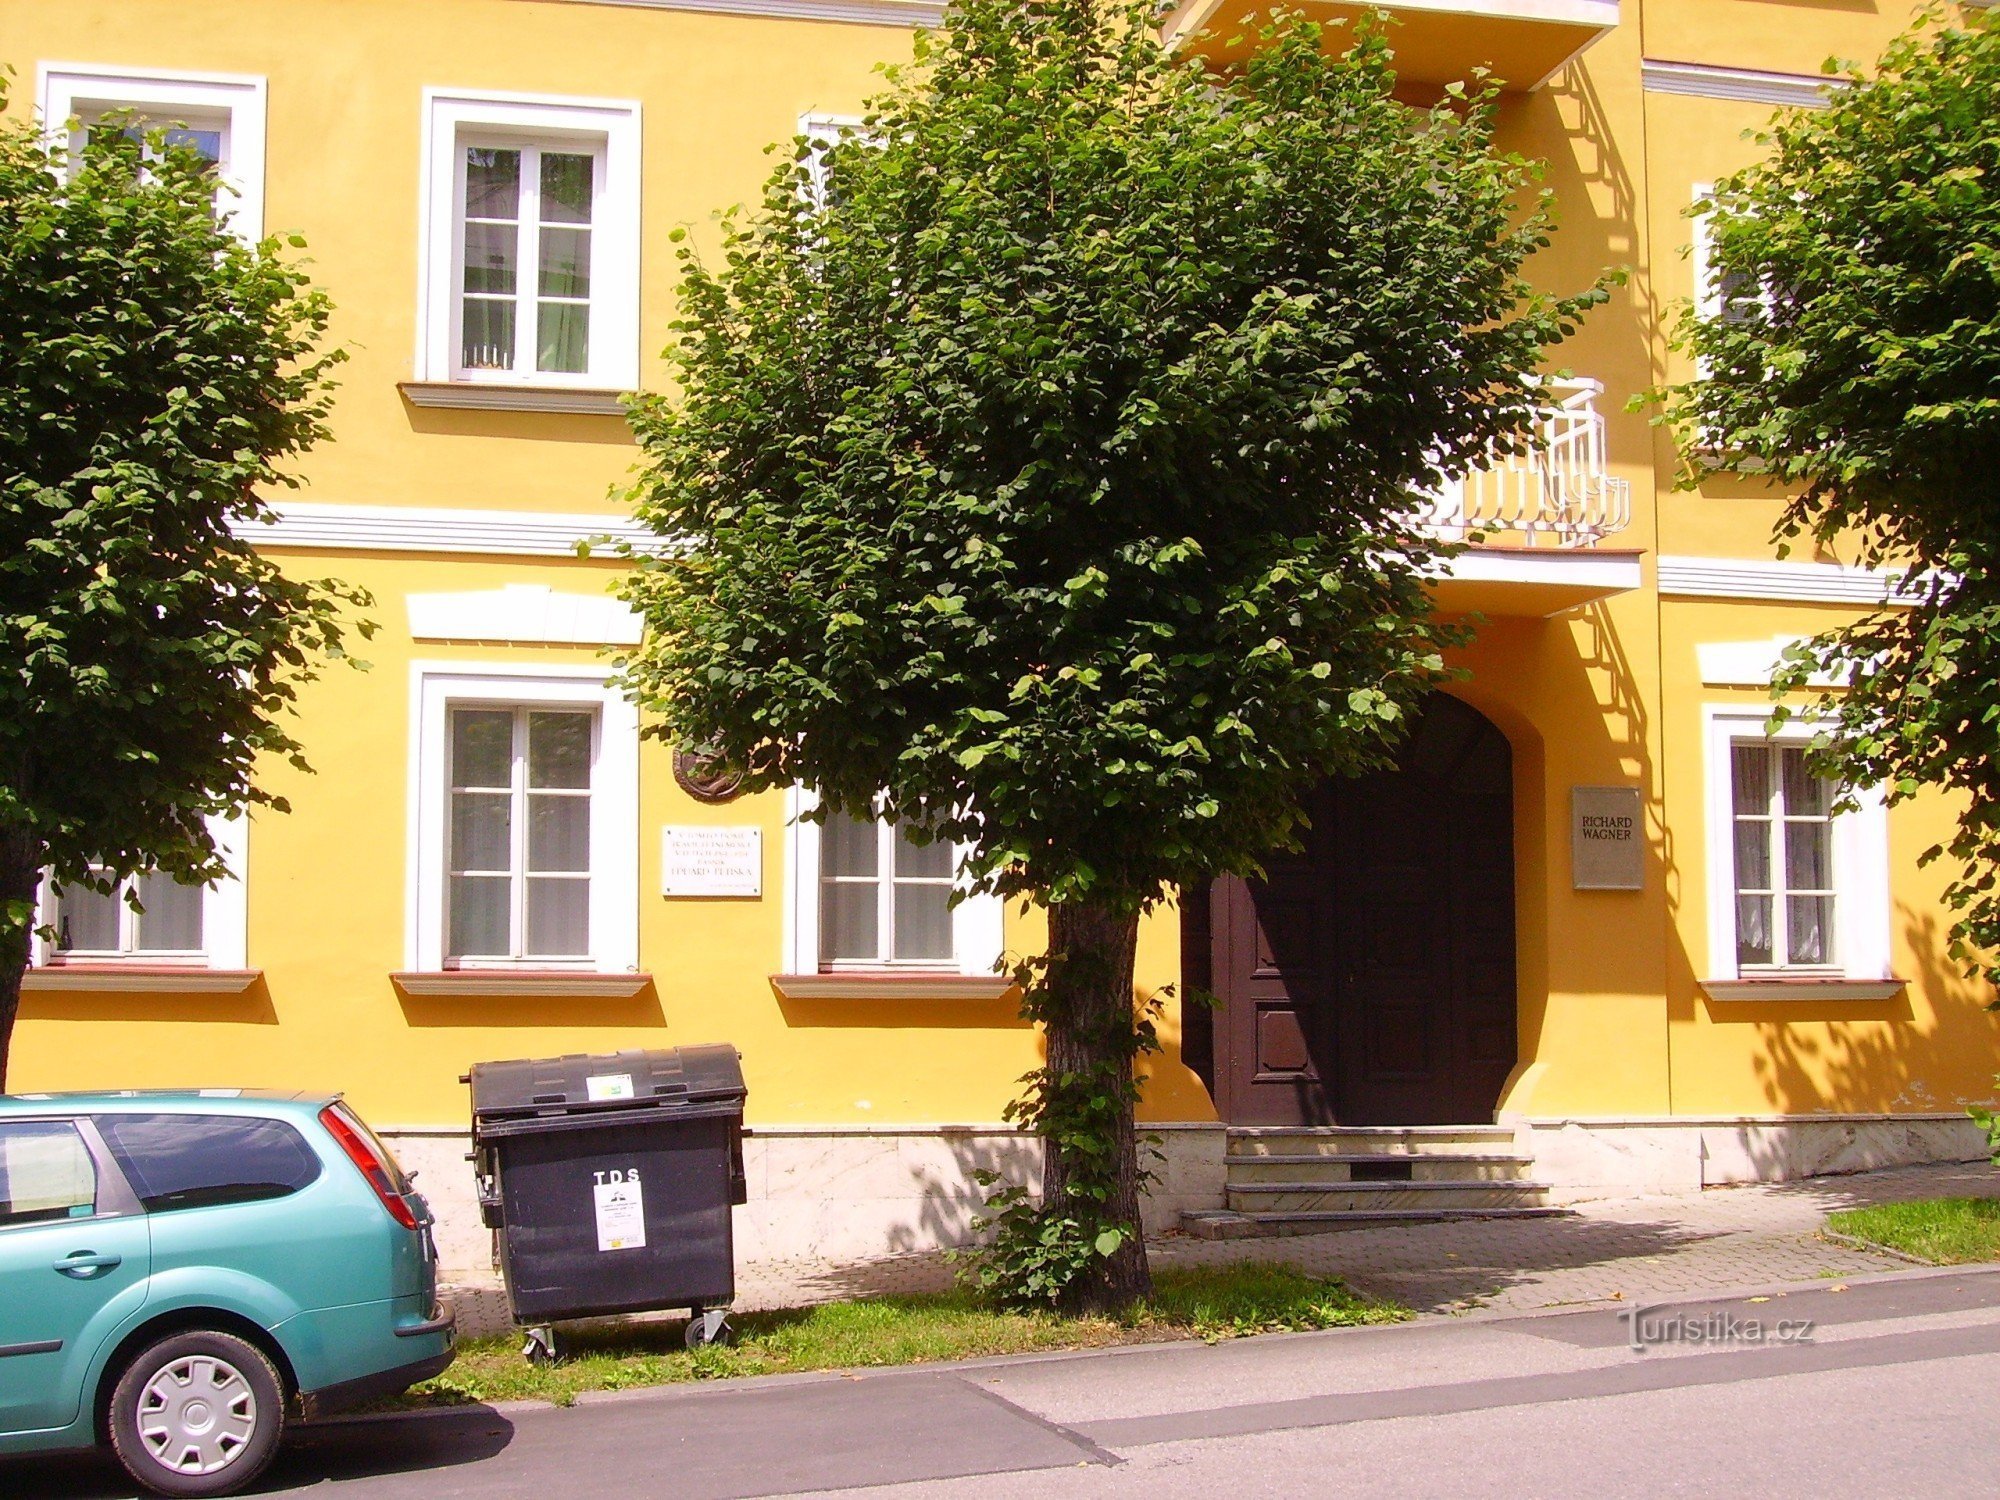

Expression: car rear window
xmin=95 ymin=1113 xmax=322 ymax=1214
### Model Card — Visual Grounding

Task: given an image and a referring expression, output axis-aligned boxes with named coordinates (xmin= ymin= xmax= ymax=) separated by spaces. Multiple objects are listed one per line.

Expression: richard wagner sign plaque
xmin=1571 ymin=786 xmax=1643 ymax=891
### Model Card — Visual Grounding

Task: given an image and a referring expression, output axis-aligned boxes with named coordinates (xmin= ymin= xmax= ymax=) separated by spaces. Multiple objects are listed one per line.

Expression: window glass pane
xmin=1730 ymin=744 xmax=1770 ymax=813
xmin=1732 ymin=820 xmax=1770 ymax=892
xmin=96 ymin=1113 xmax=320 ymax=1214
xmin=161 ymin=124 xmax=223 ymax=167
xmin=540 ymin=152 xmax=594 ymax=224
xmin=56 ymin=881 xmax=121 ymax=952
xmin=528 ymin=796 xmax=590 ymax=872
xmin=449 ymin=874 xmax=510 ymax=958
xmin=892 ymin=883 xmax=953 ymax=962
xmin=539 ymin=226 xmax=591 ymax=299
xmin=1787 ymin=895 xmax=1834 ymax=965
xmin=464 ymin=147 xmax=521 ymax=219
xmin=451 ymin=709 xmax=514 ymax=789
xmin=461 ymin=298 xmax=517 ymax=371
xmin=133 ymin=872 xmax=203 ymax=952
xmin=536 ymin=301 xmax=589 ymax=374
xmin=525 ymin=877 xmax=589 ymax=956
xmin=821 ymin=810 xmax=879 ymax=878
xmin=0 ymin=1122 xmax=97 ymax=1227
xmin=462 ymin=220 xmax=518 ymax=295
xmin=451 ymin=792 xmax=512 ymax=872
xmin=893 ymin=824 xmax=953 ymax=880
xmin=527 ymin=712 xmax=592 ymax=789
xmin=820 ymin=880 xmax=878 ymax=965
xmin=1784 ymin=820 xmax=1832 ymax=892
xmin=1736 ymin=894 xmax=1773 ymax=967
xmin=1781 ymin=749 xmax=1833 ymax=817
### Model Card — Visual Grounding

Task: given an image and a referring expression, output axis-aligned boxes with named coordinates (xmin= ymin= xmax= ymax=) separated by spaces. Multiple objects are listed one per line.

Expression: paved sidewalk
xmin=443 ymin=1160 xmax=1998 ymax=1338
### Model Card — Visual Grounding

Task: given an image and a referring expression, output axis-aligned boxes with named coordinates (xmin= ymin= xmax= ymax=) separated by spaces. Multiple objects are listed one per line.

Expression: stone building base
xmin=381 ymin=1112 xmax=1989 ymax=1276
xmin=1513 ymin=1112 xmax=1992 ymax=1201
xmin=384 ymin=1121 xmax=1230 ymax=1275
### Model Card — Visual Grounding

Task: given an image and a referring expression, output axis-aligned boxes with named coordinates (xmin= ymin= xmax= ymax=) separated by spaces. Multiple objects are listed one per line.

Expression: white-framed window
xmin=1702 ymin=706 xmax=1890 ymax=982
xmin=1691 ymin=182 xmax=1780 ymax=331
xmin=798 ymin=112 xmax=867 ymax=213
xmin=38 ymin=65 xmax=266 ymax=239
xmin=783 ymin=787 xmax=1004 ymax=976
xmin=417 ymin=90 xmax=641 ymax=390
xmin=407 ymin=664 xmax=639 ymax=972
xmin=32 ymin=816 xmax=249 ymax=970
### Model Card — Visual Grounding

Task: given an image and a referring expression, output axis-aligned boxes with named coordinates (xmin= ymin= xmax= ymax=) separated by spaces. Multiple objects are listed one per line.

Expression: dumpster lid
xmin=468 ymin=1045 xmax=745 ymax=1120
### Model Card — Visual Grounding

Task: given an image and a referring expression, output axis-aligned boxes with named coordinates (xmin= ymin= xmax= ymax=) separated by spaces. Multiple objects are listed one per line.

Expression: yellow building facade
xmin=6 ymin=0 xmax=1995 ymax=1265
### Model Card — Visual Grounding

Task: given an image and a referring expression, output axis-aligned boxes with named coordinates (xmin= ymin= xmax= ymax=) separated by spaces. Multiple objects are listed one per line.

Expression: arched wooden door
xmin=1200 ymin=694 xmax=1518 ymax=1127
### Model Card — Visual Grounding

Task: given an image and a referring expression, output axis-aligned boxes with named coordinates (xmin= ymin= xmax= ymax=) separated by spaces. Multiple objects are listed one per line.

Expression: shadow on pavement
xmin=0 ymin=1405 xmax=515 ymax=1499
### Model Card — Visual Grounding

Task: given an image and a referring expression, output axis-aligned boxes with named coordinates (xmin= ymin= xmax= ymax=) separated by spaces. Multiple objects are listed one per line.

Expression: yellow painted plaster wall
xmin=7 ymin=0 xmax=1994 ymax=1134
xmin=6 ymin=547 xmax=1198 ymax=1128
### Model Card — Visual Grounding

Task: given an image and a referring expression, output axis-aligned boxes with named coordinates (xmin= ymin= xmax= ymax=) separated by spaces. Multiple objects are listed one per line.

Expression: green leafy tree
xmin=619 ymin=0 xmax=1602 ymax=1310
xmin=1659 ymin=12 xmax=2000 ymax=999
xmin=0 ymin=92 xmax=365 ymax=1086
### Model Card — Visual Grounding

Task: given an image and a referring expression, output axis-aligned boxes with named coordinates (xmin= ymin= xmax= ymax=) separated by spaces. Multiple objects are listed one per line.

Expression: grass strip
xmin=1826 ymin=1196 xmax=2000 ymax=1266
xmin=399 ymin=1264 xmax=1405 ymax=1408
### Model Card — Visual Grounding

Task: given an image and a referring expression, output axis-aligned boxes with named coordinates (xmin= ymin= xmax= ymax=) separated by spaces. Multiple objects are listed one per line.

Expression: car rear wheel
xmin=108 ymin=1330 xmax=285 ymax=1498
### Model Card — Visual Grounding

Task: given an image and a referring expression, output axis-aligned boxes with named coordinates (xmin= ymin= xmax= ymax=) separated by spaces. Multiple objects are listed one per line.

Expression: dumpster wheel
xmin=686 ymin=1308 xmax=733 ymax=1349
xmin=522 ymin=1325 xmax=564 ymax=1364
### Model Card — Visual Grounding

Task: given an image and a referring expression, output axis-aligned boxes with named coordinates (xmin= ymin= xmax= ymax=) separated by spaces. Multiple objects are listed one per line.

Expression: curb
xmin=300 ymin=1258 xmax=2000 ymax=1432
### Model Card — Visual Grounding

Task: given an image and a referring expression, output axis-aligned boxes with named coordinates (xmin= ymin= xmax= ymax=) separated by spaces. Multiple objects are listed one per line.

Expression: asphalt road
xmin=12 ymin=1266 xmax=2000 ymax=1500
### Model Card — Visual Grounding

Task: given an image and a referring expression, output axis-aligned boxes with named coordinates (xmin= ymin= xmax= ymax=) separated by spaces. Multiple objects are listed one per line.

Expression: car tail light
xmin=320 ymin=1104 xmax=421 ymax=1230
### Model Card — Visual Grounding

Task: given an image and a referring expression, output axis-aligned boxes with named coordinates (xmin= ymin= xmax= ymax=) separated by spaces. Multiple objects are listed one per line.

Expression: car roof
xmin=0 ymin=1089 xmax=338 ymax=1119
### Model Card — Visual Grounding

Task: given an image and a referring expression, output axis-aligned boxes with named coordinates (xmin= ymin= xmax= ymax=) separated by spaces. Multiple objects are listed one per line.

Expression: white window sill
xmin=392 ymin=970 xmax=653 ymax=998
xmin=398 ymin=381 xmax=631 ymax=416
xmin=24 ymin=966 xmax=263 ymax=995
xmin=1699 ymin=977 xmax=1907 ymax=1003
xmin=770 ymin=972 xmax=1017 ymax=1001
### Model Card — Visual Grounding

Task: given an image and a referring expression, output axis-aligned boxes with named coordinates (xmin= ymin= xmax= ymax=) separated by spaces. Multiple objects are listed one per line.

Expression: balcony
xmin=1162 ymin=0 xmax=1621 ymax=92
xmin=1419 ymin=377 xmax=1641 ymax=618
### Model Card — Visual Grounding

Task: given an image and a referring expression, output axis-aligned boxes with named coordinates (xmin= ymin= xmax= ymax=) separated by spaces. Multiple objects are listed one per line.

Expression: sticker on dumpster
xmin=593 ymin=1170 xmax=646 ymax=1252
xmin=586 ymin=1074 xmax=635 ymax=1102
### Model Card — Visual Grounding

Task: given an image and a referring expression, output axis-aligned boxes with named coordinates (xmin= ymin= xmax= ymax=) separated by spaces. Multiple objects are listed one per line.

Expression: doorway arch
xmin=1198 ymin=693 xmax=1518 ymax=1126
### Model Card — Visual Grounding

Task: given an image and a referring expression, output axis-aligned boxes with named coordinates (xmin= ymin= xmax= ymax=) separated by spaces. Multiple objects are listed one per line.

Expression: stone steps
xmin=1227 ymin=1126 xmax=1519 ymax=1157
xmin=1179 ymin=1124 xmax=1569 ymax=1239
xmin=1225 ymin=1153 xmax=1534 ymax=1183
xmin=1226 ymin=1179 xmax=1555 ymax=1213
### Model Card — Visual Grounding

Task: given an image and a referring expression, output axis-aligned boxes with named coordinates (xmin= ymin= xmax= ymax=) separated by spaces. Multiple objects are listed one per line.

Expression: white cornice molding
xmin=769 ymin=973 xmax=1019 ymax=1001
xmin=240 ymin=502 xmax=661 ymax=558
xmin=406 ymin=584 xmax=643 ymax=645
xmin=1659 ymin=555 xmax=1920 ymax=605
xmin=517 ymin=0 xmax=943 ymax=27
xmin=1641 ymin=60 xmax=1837 ymax=110
xmin=1441 ymin=546 xmax=1644 ymax=595
xmin=1696 ymin=636 xmax=1847 ymax=689
xmin=23 ymin=967 xmax=263 ymax=995
xmin=398 ymin=381 xmax=631 ymax=417
xmin=392 ymin=970 xmax=654 ymax=997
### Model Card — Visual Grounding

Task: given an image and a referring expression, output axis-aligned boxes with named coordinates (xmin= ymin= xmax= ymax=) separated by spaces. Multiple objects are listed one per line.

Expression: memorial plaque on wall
xmin=1571 ymin=786 xmax=1643 ymax=891
xmin=660 ymin=825 xmax=762 ymax=898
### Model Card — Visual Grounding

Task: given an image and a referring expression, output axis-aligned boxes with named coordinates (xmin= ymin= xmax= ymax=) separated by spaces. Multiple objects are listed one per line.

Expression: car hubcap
xmin=137 ymin=1356 xmax=258 ymax=1475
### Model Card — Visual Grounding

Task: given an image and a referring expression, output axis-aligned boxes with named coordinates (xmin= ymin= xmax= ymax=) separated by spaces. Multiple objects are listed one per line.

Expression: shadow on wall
xmin=883 ymin=1130 xmax=1042 ymax=1256
xmin=1734 ymin=906 xmax=2000 ymax=1114
xmin=19 ymin=975 xmax=279 ymax=1027
xmin=394 ymin=980 xmax=667 ymax=1029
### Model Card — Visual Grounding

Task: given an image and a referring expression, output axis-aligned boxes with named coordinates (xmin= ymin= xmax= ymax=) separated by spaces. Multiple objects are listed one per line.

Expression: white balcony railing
xmin=1415 ymin=377 xmax=1632 ymax=549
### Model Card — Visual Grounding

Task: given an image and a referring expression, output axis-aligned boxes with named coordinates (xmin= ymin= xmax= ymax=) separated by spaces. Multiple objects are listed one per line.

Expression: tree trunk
xmin=1040 ymin=896 xmax=1151 ymax=1312
xmin=0 ymin=827 xmax=41 ymax=1093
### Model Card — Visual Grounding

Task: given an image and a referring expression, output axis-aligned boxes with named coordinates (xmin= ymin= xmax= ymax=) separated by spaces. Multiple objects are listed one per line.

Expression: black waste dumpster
xmin=467 ymin=1045 xmax=747 ymax=1351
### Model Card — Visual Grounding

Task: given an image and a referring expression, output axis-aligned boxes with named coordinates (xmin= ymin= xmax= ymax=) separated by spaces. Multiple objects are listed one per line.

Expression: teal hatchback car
xmin=0 ymin=1091 xmax=454 ymax=1497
